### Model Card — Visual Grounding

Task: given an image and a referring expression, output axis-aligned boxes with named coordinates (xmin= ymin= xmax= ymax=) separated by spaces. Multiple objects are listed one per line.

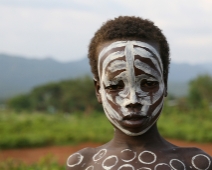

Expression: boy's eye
xmin=141 ymin=80 xmax=159 ymax=88
xmin=105 ymin=81 xmax=124 ymax=91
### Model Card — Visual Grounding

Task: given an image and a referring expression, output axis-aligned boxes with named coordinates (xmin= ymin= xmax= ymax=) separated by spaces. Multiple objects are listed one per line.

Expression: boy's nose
xmin=126 ymin=103 xmax=142 ymax=112
xmin=128 ymin=89 xmax=139 ymax=104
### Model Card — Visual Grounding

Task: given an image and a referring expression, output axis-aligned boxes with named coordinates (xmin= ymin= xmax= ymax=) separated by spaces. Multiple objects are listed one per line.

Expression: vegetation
xmin=0 ymin=104 xmax=212 ymax=151
xmin=0 ymin=111 xmax=113 ymax=149
xmin=159 ymin=103 xmax=212 ymax=142
xmin=188 ymin=75 xmax=212 ymax=108
xmin=0 ymin=155 xmax=64 ymax=170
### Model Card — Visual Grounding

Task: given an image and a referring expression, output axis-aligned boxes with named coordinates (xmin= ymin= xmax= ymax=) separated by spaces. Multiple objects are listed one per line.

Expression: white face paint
xmin=97 ymin=40 xmax=165 ymax=136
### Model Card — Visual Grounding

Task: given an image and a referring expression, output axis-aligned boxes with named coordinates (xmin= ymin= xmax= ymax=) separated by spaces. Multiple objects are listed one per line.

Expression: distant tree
xmin=30 ymin=83 xmax=62 ymax=112
xmin=7 ymin=76 xmax=102 ymax=113
xmin=188 ymin=74 xmax=212 ymax=108
xmin=7 ymin=94 xmax=31 ymax=111
xmin=58 ymin=76 xmax=102 ymax=113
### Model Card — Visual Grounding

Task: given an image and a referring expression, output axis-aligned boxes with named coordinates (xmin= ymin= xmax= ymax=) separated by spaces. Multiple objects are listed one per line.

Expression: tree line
xmin=7 ymin=76 xmax=102 ymax=113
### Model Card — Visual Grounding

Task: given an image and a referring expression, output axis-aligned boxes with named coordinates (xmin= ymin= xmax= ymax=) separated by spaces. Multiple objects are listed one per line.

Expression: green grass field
xmin=158 ymin=105 xmax=212 ymax=142
xmin=0 ymin=111 xmax=113 ymax=149
xmin=0 ymin=155 xmax=64 ymax=170
xmin=1 ymin=105 xmax=212 ymax=150
xmin=0 ymin=106 xmax=212 ymax=169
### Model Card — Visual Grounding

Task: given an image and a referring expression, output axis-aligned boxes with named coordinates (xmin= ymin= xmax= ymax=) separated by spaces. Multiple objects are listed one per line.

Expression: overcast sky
xmin=0 ymin=0 xmax=212 ymax=64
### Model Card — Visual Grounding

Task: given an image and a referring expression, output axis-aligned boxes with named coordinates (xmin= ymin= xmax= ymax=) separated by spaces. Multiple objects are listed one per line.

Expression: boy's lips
xmin=123 ymin=114 xmax=149 ymax=120
xmin=121 ymin=114 xmax=149 ymax=128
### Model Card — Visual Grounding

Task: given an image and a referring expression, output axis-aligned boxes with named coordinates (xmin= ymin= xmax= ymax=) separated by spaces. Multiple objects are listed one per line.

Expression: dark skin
xmin=67 ymin=39 xmax=212 ymax=170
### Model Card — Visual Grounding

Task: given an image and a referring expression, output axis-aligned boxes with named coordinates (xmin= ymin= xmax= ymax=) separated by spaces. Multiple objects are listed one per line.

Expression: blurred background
xmin=0 ymin=0 xmax=212 ymax=169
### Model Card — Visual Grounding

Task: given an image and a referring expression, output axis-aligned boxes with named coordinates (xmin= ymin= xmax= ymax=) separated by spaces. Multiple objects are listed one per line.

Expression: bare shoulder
xmin=66 ymin=147 xmax=96 ymax=170
xmin=179 ymin=147 xmax=212 ymax=169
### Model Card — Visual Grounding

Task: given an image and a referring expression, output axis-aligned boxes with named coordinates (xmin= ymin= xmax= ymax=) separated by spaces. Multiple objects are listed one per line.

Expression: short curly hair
xmin=88 ymin=16 xmax=170 ymax=86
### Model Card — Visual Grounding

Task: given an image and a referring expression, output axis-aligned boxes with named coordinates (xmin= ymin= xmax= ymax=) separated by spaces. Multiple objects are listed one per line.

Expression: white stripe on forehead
xmin=98 ymin=41 xmax=163 ymax=77
xmin=133 ymin=41 xmax=163 ymax=72
xmin=107 ymin=60 xmax=126 ymax=73
xmin=98 ymin=41 xmax=127 ymax=60
xmin=125 ymin=41 xmax=135 ymax=87
xmin=134 ymin=47 xmax=162 ymax=76
xmin=134 ymin=59 xmax=160 ymax=79
xmin=98 ymin=51 xmax=124 ymax=78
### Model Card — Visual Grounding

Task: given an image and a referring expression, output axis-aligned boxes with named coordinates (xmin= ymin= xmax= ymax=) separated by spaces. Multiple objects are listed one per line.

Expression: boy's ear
xmin=94 ymin=80 xmax=102 ymax=104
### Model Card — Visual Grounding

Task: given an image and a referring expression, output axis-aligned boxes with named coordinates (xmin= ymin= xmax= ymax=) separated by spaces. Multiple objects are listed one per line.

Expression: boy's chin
xmin=112 ymin=121 xmax=153 ymax=136
xmin=120 ymin=128 xmax=150 ymax=136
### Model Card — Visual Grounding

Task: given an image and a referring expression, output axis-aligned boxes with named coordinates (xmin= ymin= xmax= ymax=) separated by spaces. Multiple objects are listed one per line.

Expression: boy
xmin=67 ymin=16 xmax=212 ymax=170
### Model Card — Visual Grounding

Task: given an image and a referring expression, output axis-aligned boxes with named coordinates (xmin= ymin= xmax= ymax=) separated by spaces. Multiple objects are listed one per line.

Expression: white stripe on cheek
xmin=141 ymin=105 xmax=149 ymax=116
xmin=135 ymin=74 xmax=164 ymax=105
xmin=115 ymin=95 xmax=129 ymax=116
xmin=103 ymin=96 xmax=122 ymax=120
xmin=152 ymin=83 xmax=164 ymax=104
xmin=106 ymin=93 xmax=114 ymax=102
xmin=152 ymin=99 xmax=164 ymax=117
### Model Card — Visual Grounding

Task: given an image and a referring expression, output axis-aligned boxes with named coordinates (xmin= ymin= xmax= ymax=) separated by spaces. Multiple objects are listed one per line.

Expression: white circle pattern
xmin=120 ymin=149 xmax=137 ymax=162
xmin=170 ymin=159 xmax=186 ymax=170
xmin=154 ymin=163 xmax=171 ymax=170
xmin=117 ymin=164 xmax=135 ymax=170
xmin=93 ymin=149 xmax=107 ymax=161
xmin=102 ymin=155 xmax=119 ymax=170
xmin=191 ymin=154 xmax=211 ymax=170
xmin=85 ymin=165 xmax=94 ymax=170
xmin=138 ymin=151 xmax=157 ymax=164
xmin=67 ymin=153 xmax=84 ymax=167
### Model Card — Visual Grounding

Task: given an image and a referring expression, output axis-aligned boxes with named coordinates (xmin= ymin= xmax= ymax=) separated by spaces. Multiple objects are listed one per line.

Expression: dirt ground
xmin=0 ymin=139 xmax=212 ymax=165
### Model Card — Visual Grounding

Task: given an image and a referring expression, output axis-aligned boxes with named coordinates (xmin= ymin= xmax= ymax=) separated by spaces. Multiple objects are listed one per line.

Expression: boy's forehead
xmin=96 ymin=39 xmax=160 ymax=57
xmin=97 ymin=40 xmax=160 ymax=64
xmin=97 ymin=40 xmax=162 ymax=75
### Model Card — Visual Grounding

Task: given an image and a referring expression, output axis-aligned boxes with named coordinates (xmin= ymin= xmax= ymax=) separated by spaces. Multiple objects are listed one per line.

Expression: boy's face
xmin=96 ymin=40 xmax=166 ymax=136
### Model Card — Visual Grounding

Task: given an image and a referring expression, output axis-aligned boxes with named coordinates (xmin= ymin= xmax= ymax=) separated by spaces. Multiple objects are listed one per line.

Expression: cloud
xmin=0 ymin=4 xmax=104 ymax=61
xmin=0 ymin=0 xmax=211 ymax=64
